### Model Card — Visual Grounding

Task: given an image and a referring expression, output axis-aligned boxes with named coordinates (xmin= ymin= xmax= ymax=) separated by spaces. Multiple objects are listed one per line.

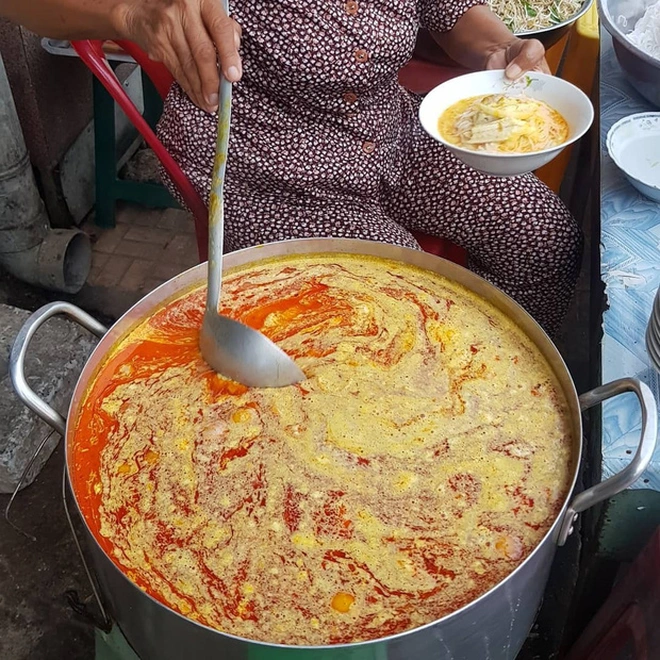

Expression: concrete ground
xmin=0 ymin=200 xmax=595 ymax=660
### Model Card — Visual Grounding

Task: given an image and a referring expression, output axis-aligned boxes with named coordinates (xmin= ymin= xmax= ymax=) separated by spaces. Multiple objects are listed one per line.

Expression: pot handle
xmin=557 ymin=378 xmax=658 ymax=546
xmin=9 ymin=302 xmax=107 ymax=436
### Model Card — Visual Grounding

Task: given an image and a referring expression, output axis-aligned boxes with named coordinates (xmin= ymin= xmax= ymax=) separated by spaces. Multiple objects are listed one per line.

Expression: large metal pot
xmin=10 ymin=239 xmax=658 ymax=660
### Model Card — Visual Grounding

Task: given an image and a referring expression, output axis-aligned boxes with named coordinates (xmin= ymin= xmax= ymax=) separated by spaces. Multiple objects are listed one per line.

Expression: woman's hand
xmin=0 ymin=0 xmax=241 ymax=112
xmin=113 ymin=0 xmax=242 ymax=112
xmin=484 ymin=38 xmax=550 ymax=79
xmin=431 ymin=6 xmax=549 ymax=80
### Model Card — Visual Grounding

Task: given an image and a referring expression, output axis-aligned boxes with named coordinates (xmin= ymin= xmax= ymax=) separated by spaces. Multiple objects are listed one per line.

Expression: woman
xmin=3 ymin=0 xmax=581 ymax=335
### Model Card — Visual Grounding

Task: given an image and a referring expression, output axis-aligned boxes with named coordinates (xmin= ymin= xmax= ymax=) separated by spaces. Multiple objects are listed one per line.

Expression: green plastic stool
xmin=93 ymin=66 xmax=179 ymax=228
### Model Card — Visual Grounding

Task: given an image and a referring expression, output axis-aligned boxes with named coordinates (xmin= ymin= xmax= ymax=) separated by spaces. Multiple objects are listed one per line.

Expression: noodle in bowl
xmin=418 ymin=70 xmax=594 ymax=177
xmin=598 ymin=0 xmax=660 ymax=109
xmin=438 ymin=95 xmax=570 ymax=154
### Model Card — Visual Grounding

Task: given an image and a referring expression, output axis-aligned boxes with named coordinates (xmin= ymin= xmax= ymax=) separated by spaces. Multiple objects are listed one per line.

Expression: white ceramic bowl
xmin=607 ymin=113 xmax=660 ymax=202
xmin=418 ymin=70 xmax=595 ymax=177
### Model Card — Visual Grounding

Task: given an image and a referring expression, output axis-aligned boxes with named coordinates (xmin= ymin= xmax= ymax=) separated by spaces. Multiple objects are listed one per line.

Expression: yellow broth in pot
xmin=72 ymin=254 xmax=573 ymax=645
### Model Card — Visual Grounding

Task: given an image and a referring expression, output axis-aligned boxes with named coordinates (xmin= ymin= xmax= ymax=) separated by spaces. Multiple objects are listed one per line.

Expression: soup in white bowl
xmin=419 ymin=70 xmax=594 ymax=177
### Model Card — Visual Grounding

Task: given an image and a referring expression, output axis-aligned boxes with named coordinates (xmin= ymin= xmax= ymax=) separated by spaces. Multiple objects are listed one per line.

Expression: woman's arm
xmin=431 ymin=5 xmax=549 ymax=78
xmin=0 ymin=0 xmax=242 ymax=113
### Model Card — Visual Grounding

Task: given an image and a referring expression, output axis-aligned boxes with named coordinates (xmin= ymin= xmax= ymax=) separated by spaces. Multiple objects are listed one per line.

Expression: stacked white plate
xmin=647 ymin=288 xmax=660 ymax=371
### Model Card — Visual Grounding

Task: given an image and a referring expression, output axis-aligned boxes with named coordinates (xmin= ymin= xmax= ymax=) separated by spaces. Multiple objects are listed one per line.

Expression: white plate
xmin=418 ymin=70 xmax=595 ymax=177
xmin=607 ymin=113 xmax=660 ymax=203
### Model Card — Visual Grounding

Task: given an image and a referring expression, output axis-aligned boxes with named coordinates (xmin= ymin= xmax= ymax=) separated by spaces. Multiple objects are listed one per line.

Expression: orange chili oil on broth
xmin=71 ymin=254 xmax=574 ymax=645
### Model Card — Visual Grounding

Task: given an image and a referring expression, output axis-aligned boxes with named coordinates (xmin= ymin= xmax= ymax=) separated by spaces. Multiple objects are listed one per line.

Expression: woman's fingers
xmin=505 ymin=38 xmax=547 ymax=79
xmin=234 ymin=21 xmax=242 ymax=51
xmin=201 ymin=0 xmax=242 ymax=82
xmin=484 ymin=38 xmax=549 ymax=78
xmin=168 ymin=19 xmax=208 ymax=109
xmin=484 ymin=50 xmax=507 ymax=70
xmin=120 ymin=0 xmax=243 ymax=110
xmin=537 ymin=57 xmax=551 ymax=75
xmin=182 ymin=11 xmax=221 ymax=111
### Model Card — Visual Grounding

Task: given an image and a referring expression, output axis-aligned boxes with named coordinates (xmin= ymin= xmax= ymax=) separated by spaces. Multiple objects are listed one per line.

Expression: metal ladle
xmin=199 ymin=19 xmax=305 ymax=388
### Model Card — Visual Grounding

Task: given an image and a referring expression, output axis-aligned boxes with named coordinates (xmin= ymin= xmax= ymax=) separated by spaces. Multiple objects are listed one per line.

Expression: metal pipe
xmin=0 ymin=53 xmax=91 ymax=294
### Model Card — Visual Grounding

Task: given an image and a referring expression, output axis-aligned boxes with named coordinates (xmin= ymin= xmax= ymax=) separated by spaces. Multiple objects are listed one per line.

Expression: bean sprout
xmin=488 ymin=0 xmax=584 ymax=33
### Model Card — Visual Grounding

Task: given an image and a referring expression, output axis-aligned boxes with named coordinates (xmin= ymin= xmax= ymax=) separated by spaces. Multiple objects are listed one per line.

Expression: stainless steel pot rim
xmin=516 ymin=0 xmax=593 ymax=37
xmin=59 ymin=238 xmax=586 ymax=650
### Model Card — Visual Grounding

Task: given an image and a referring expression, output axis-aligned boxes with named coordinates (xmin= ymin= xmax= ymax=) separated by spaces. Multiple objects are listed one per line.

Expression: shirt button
xmin=345 ymin=1 xmax=359 ymax=15
xmin=346 ymin=111 xmax=358 ymax=119
xmin=362 ymin=141 xmax=376 ymax=154
xmin=343 ymin=91 xmax=358 ymax=104
xmin=354 ymin=49 xmax=369 ymax=63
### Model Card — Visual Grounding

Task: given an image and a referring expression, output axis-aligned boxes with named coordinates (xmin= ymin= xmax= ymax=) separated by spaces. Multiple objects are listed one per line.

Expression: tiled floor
xmin=75 ymin=204 xmax=200 ymax=320
xmin=84 ymin=204 xmax=199 ymax=296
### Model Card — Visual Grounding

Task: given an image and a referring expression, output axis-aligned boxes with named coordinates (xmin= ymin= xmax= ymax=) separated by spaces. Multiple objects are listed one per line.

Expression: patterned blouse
xmin=159 ymin=0 xmax=484 ymax=208
xmin=158 ymin=0 xmax=581 ymax=336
